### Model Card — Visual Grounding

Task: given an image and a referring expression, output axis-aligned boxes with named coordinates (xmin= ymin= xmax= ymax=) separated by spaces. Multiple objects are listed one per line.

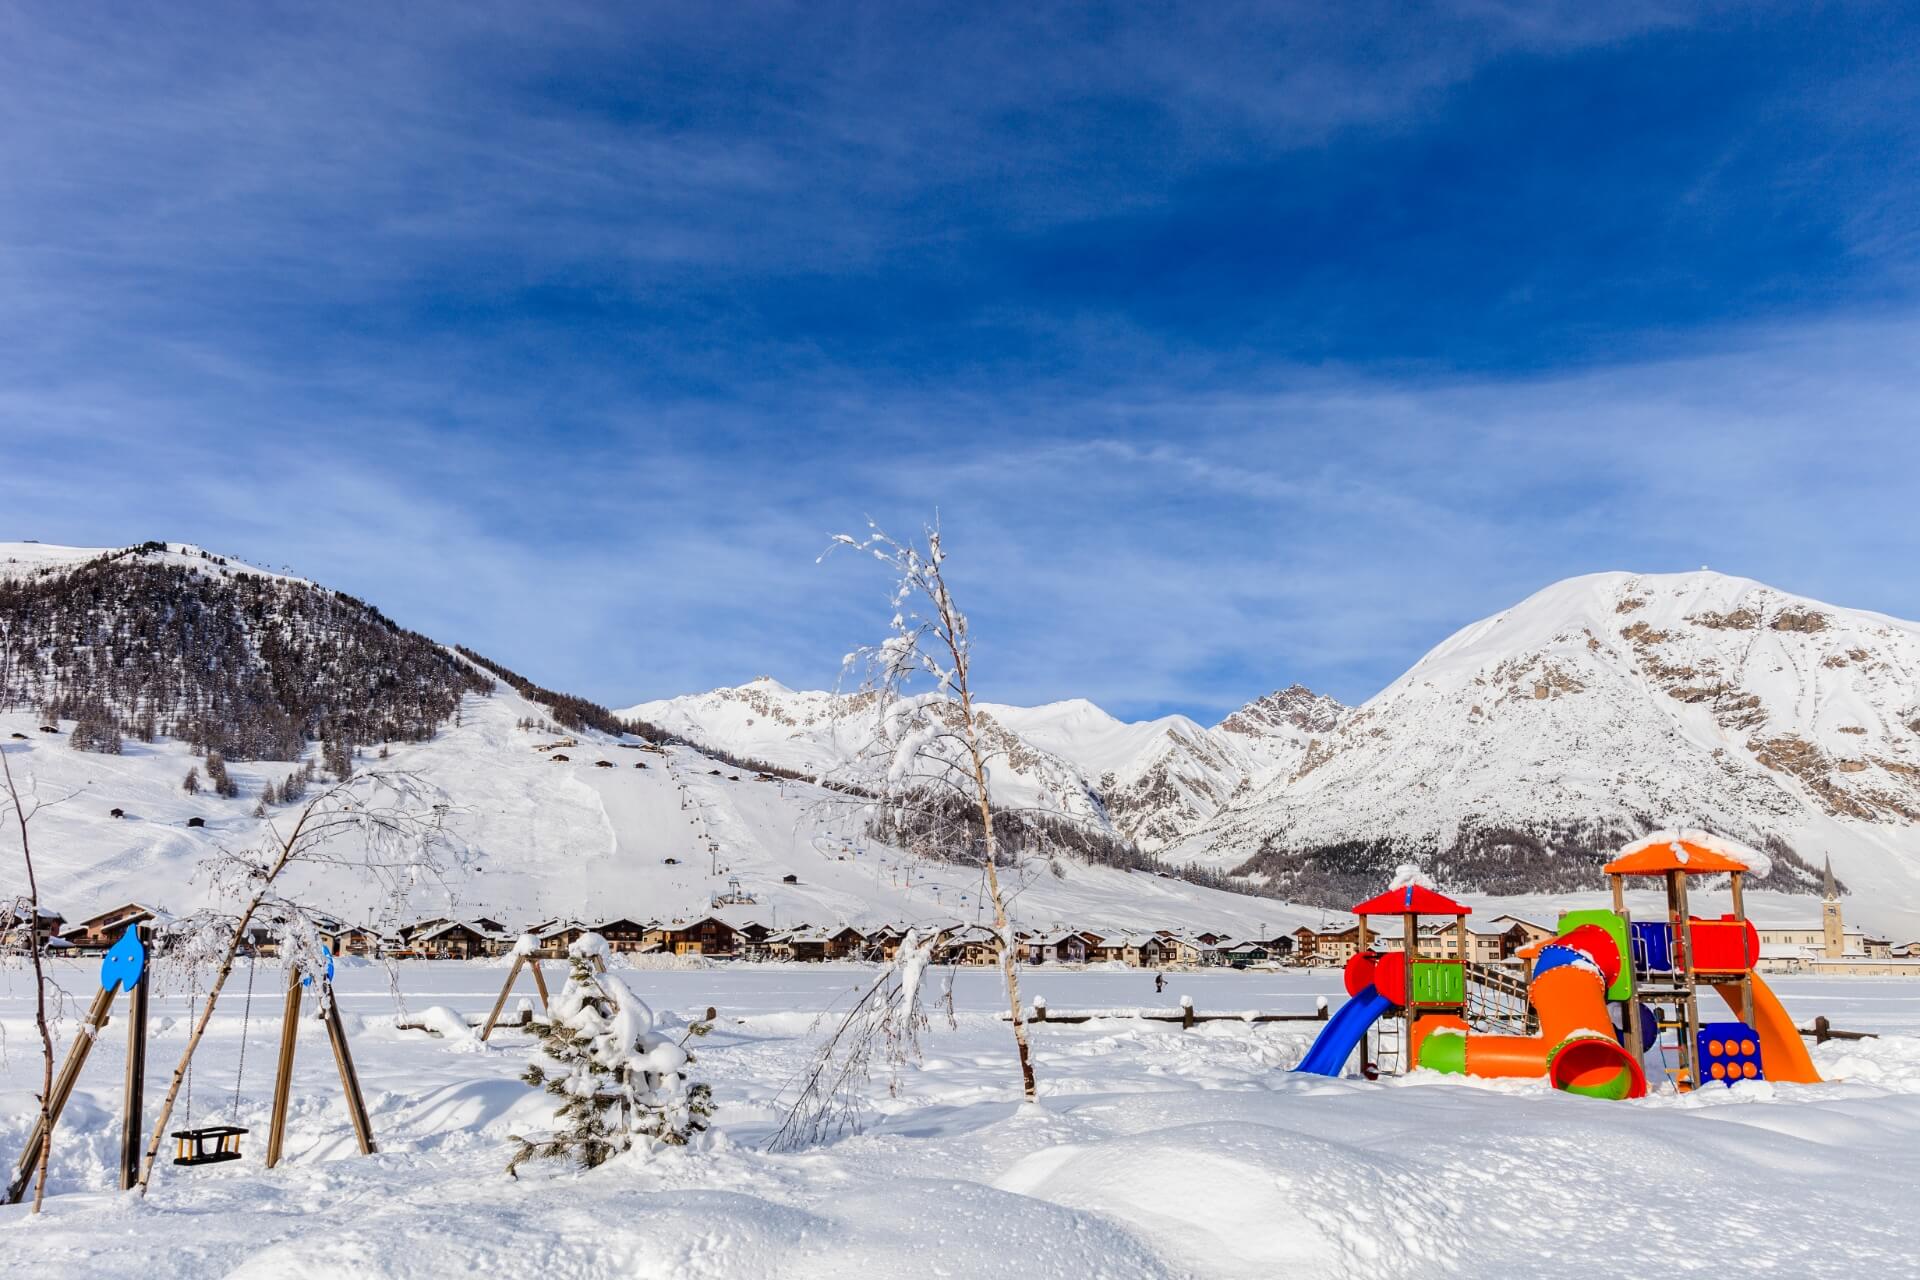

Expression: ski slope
xmin=1 ymin=680 xmax=1320 ymax=939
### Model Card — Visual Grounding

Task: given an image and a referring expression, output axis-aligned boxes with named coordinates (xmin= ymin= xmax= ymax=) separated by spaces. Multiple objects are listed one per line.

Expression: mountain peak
xmin=1216 ymin=684 xmax=1346 ymax=738
xmin=1198 ymin=569 xmax=1920 ymax=918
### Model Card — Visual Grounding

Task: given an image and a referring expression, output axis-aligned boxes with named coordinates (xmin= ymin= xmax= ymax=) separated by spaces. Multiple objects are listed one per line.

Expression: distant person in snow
xmin=1154 ymin=973 xmax=1165 ymax=994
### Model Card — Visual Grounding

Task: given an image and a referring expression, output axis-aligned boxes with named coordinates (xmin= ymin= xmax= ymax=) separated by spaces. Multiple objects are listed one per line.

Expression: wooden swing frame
xmin=479 ymin=950 xmax=552 ymax=1041
xmin=5 ymin=926 xmax=152 ymax=1203
xmin=4 ymin=938 xmax=376 ymax=1201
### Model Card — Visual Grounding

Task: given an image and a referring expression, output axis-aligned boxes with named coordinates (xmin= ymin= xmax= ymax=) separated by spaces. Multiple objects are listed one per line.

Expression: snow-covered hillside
xmin=1187 ymin=571 xmax=1920 ymax=925
xmin=0 ymin=694 xmax=1314 ymax=939
xmin=0 ymin=544 xmax=1317 ymax=939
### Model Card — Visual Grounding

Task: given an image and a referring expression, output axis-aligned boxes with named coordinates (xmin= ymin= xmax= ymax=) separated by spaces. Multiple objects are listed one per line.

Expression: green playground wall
xmin=1555 ymin=908 xmax=1634 ymax=1001
xmin=1410 ymin=960 xmax=1465 ymax=1005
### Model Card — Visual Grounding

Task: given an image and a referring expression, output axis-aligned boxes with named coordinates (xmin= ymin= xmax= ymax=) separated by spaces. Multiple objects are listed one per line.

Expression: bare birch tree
xmin=1 ymin=745 xmax=75 ymax=1213
xmin=821 ymin=520 xmax=1038 ymax=1101
xmin=135 ymin=771 xmax=454 ymax=1194
xmin=767 ymin=926 xmax=950 ymax=1149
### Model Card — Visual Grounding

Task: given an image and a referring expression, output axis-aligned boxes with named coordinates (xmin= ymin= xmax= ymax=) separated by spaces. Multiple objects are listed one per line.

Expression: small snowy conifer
xmin=508 ymin=934 xmax=712 ymax=1175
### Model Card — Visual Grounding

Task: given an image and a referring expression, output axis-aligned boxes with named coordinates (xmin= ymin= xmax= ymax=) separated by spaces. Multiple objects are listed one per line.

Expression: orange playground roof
xmin=1352 ymin=883 xmax=1472 ymax=917
xmin=1604 ymin=835 xmax=1754 ymax=877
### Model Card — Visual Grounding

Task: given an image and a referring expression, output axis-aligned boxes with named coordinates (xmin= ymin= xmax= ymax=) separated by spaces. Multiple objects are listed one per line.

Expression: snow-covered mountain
xmin=0 ymin=542 xmax=1311 ymax=938
xmin=1183 ymin=571 xmax=1920 ymax=916
xmin=624 ymin=682 xmax=1350 ymax=853
xmin=16 ymin=542 xmax=1920 ymax=938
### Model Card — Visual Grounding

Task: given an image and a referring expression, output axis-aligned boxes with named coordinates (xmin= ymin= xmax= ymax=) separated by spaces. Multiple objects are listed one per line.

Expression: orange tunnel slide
xmin=1416 ymin=925 xmax=1649 ymax=1100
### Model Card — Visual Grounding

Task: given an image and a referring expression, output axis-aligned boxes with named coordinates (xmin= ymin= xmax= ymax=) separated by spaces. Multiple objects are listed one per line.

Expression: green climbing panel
xmin=1410 ymin=960 xmax=1465 ymax=1005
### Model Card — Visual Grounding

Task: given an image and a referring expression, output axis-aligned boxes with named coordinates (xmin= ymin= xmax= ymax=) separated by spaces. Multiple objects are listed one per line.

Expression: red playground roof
xmin=1352 ymin=883 xmax=1472 ymax=917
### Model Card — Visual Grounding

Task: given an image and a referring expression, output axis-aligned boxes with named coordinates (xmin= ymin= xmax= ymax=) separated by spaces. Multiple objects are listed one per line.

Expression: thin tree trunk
xmin=943 ymin=597 xmax=1037 ymax=1102
xmin=2 ymin=750 xmax=56 ymax=1212
xmin=980 ymin=836 xmax=1036 ymax=1100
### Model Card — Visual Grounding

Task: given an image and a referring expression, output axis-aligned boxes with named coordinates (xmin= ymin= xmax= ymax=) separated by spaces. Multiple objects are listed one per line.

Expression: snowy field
xmin=6 ymin=959 xmax=1920 ymax=1278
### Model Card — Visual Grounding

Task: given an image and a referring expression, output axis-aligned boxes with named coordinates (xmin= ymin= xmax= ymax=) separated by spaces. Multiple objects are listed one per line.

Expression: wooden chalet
xmin=823 ymin=924 xmax=867 ymax=960
xmin=1089 ymin=933 xmax=1169 ymax=967
xmin=591 ymin=917 xmax=654 ymax=953
xmin=1025 ymin=930 xmax=1093 ymax=965
xmin=766 ymin=928 xmax=830 ymax=962
xmin=413 ymin=920 xmax=494 ymax=960
xmin=60 ymin=902 xmax=156 ymax=951
xmin=533 ymin=921 xmax=592 ymax=958
xmin=652 ymin=916 xmax=738 ymax=956
xmin=1 ymin=906 xmax=65 ymax=954
xmin=933 ymin=925 xmax=1003 ymax=966
xmin=1222 ymin=941 xmax=1274 ymax=967
xmin=322 ymin=924 xmax=384 ymax=958
xmin=864 ymin=924 xmax=908 ymax=961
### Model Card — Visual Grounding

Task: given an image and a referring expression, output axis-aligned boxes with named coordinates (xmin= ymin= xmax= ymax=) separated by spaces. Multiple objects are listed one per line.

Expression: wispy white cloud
xmin=2 ymin=4 xmax=1916 ymax=720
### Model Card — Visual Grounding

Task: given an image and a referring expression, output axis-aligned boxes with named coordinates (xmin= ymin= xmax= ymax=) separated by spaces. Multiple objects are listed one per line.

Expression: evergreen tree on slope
xmin=508 ymin=933 xmax=712 ymax=1175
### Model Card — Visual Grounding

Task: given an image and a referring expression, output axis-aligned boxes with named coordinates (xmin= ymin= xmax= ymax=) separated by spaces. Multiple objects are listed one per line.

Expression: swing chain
xmin=233 ymin=950 xmax=258 ymax=1115
xmin=183 ymin=989 xmax=196 ymax=1127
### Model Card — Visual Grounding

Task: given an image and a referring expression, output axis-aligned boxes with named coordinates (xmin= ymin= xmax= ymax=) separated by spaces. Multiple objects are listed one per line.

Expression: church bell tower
xmin=1821 ymin=856 xmax=1843 ymax=959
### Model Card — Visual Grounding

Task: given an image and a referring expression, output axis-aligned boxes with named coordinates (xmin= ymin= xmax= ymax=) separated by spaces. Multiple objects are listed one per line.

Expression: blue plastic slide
xmin=1294 ymin=984 xmax=1394 ymax=1077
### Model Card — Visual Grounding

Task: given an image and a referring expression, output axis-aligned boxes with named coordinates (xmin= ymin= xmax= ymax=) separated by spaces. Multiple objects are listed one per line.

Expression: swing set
xmin=475 ymin=939 xmax=612 ymax=1040
xmin=4 ymin=923 xmax=377 ymax=1203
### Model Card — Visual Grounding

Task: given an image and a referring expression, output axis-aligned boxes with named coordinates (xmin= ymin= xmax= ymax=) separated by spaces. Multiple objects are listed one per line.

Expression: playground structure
xmin=1296 ymin=831 xmax=1822 ymax=1098
xmin=5 ymin=924 xmax=376 ymax=1203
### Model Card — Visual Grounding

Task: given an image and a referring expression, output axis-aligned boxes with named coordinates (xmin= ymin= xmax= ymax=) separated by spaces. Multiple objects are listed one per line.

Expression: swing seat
xmin=172 ymin=1125 xmax=248 ymax=1166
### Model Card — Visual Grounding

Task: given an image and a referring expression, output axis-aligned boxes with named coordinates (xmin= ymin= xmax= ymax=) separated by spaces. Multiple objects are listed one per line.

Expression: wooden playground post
xmin=265 ymin=964 xmax=304 ymax=1169
xmin=481 ymin=953 xmax=552 ymax=1041
xmin=322 ymin=995 xmax=376 ymax=1155
xmin=266 ymin=964 xmax=378 ymax=1167
xmin=529 ymin=958 xmax=550 ymax=1005
xmin=119 ymin=934 xmax=151 ymax=1190
xmin=1612 ymin=873 xmax=1644 ymax=1066
xmin=1672 ymin=870 xmax=1702 ymax=1091
xmin=1729 ymin=871 xmax=1755 ymax=1025
xmin=4 ymin=985 xmax=116 ymax=1205
xmin=480 ymin=955 xmax=526 ymax=1041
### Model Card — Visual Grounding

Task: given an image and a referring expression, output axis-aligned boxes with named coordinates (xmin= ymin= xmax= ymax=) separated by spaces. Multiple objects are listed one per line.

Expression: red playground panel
xmin=1687 ymin=916 xmax=1760 ymax=973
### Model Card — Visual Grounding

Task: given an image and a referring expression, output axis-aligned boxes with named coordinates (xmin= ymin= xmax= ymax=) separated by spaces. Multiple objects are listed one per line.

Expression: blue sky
xmin=3 ymin=2 xmax=1918 ymax=720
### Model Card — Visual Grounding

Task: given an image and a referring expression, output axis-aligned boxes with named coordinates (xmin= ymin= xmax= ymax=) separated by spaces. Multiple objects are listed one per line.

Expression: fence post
xmin=1316 ymin=995 xmax=1329 ymax=1022
xmin=1181 ymin=995 xmax=1194 ymax=1029
xmin=1814 ymin=1015 xmax=1830 ymax=1044
xmin=1033 ymin=996 xmax=1047 ymax=1023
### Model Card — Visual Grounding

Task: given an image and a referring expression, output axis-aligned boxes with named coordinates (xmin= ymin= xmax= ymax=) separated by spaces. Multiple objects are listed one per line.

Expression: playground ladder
xmin=1370 ymin=1015 xmax=1404 ymax=1076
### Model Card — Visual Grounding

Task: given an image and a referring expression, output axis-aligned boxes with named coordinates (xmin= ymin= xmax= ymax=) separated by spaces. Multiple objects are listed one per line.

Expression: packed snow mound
xmin=1183 ymin=570 xmax=1920 ymax=921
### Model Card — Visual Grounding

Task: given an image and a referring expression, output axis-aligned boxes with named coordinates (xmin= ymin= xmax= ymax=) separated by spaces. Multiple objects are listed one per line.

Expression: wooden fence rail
xmin=1003 ymin=997 xmax=1330 ymax=1028
xmin=1800 ymin=1015 xmax=1877 ymax=1043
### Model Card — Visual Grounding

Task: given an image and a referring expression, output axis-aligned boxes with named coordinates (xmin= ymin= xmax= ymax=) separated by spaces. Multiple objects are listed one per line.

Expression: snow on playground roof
xmin=1351 ymin=884 xmax=1472 ymax=916
xmin=1604 ymin=829 xmax=1773 ymax=878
